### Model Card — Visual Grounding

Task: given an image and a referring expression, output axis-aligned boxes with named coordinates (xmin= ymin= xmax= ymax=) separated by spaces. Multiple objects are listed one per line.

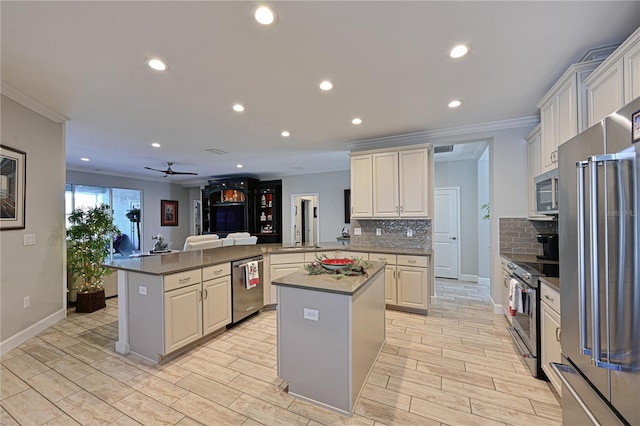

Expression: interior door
xmin=434 ymin=188 xmax=459 ymax=279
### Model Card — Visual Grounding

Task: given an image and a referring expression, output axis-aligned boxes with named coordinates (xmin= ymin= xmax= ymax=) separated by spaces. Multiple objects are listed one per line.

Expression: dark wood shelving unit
xmin=201 ymin=177 xmax=258 ymax=237
xmin=255 ymin=180 xmax=282 ymax=243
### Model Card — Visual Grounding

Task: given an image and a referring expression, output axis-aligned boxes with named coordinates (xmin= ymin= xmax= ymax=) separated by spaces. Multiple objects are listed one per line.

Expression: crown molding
xmin=347 ymin=116 xmax=539 ymax=151
xmin=1 ymin=81 xmax=69 ymax=123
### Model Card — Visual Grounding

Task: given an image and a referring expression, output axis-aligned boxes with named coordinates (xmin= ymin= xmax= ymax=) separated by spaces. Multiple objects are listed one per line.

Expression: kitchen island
xmin=273 ymin=261 xmax=386 ymax=416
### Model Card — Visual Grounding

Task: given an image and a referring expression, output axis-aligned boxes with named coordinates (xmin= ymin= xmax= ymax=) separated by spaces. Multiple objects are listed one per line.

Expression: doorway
xmin=434 ymin=187 xmax=460 ymax=279
xmin=291 ymin=194 xmax=319 ymax=246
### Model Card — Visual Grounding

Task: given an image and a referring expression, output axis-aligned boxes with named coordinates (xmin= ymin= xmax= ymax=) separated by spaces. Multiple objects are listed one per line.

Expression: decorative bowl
xmin=321 ymin=258 xmax=355 ymax=271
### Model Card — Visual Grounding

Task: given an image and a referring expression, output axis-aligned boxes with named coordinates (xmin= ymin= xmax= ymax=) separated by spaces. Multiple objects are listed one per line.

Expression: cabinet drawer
xmin=270 ymin=253 xmax=305 ymax=265
xmin=165 ymin=269 xmax=202 ymax=292
xmin=397 ymin=255 xmax=428 ymax=268
xmin=202 ymin=263 xmax=231 ymax=281
xmin=305 ymin=251 xmax=341 ymax=262
xmin=540 ymin=282 xmax=561 ymax=313
xmin=369 ymin=252 xmax=396 ymax=264
xmin=344 ymin=251 xmax=369 ymax=260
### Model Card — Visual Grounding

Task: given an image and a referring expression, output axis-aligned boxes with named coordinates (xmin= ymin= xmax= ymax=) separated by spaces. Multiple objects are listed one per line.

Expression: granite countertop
xmin=540 ymin=276 xmax=560 ymax=292
xmin=107 ymin=242 xmax=431 ymax=276
xmin=500 ymin=252 xmax=559 ymax=265
xmin=272 ymin=261 xmax=386 ymax=295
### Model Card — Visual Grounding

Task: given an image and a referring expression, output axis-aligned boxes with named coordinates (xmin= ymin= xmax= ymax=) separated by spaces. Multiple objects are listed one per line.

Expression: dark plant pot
xmin=76 ymin=289 xmax=106 ymax=313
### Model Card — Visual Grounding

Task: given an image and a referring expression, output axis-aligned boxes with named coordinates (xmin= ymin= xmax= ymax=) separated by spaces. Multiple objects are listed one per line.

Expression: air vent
xmin=434 ymin=145 xmax=454 ymax=154
xmin=205 ymin=148 xmax=227 ymax=155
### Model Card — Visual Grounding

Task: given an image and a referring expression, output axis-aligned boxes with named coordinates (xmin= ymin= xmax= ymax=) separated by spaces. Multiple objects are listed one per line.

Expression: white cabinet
xmin=269 ymin=253 xmax=305 ymax=304
xmin=351 ymin=146 xmax=431 ymax=219
xmin=537 ymin=61 xmax=601 ymax=172
xmin=586 ymin=28 xmax=640 ymax=126
xmin=540 ymin=281 xmax=561 ymax=395
xmin=350 ymin=154 xmax=373 ymax=218
xmin=526 ymin=125 xmax=552 ymax=220
xmin=164 ymin=264 xmax=231 ymax=355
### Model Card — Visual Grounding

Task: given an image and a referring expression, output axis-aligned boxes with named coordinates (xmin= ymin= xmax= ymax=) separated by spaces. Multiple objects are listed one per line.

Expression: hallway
xmin=1 ymin=279 xmax=561 ymax=425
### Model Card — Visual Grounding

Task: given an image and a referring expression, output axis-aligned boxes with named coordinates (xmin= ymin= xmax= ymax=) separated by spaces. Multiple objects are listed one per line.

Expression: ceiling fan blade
xmin=168 ymin=171 xmax=198 ymax=175
xmin=144 ymin=166 xmax=167 ymax=173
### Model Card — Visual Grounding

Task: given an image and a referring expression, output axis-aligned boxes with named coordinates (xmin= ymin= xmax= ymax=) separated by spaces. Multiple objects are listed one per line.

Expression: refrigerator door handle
xmin=576 ymin=161 xmax=591 ymax=356
xmin=588 ymin=158 xmax=603 ymax=366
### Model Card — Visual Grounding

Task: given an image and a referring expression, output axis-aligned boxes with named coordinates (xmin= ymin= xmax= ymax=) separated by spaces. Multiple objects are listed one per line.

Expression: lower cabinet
xmin=163 ymin=264 xmax=231 ymax=355
xmin=269 ymin=253 xmax=305 ymax=304
xmin=370 ymin=252 xmax=429 ymax=311
xmin=540 ymin=282 xmax=562 ymax=395
xmin=500 ymin=257 xmax=513 ymax=324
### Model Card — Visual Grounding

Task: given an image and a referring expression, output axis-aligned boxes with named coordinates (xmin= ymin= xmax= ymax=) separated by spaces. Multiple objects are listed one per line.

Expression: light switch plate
xmin=354 ymin=227 xmax=361 ymax=236
xmin=376 ymin=228 xmax=382 ymax=236
xmin=407 ymin=228 xmax=413 ymax=237
xmin=23 ymin=234 xmax=36 ymax=246
xmin=138 ymin=286 xmax=147 ymax=295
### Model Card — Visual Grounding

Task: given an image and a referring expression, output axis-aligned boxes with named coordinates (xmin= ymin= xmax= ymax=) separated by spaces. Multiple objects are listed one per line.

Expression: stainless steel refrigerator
xmin=554 ymin=96 xmax=640 ymax=425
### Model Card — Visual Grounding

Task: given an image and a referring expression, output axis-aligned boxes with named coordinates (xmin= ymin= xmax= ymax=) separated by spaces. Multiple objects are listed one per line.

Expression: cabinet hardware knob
xmin=556 ymin=327 xmax=561 ymax=342
xmin=545 ymin=294 xmax=554 ymax=302
xmin=179 ymin=277 xmax=191 ymax=283
xmin=408 ymin=259 xmax=416 ymax=263
xmin=204 ymin=289 xmax=208 ymax=299
xmin=198 ymin=290 xmax=203 ymax=301
xmin=214 ymin=269 xmax=223 ymax=274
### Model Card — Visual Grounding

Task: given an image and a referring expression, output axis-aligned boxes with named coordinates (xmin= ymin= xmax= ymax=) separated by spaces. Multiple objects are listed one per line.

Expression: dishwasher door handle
xmin=236 ymin=258 xmax=264 ymax=269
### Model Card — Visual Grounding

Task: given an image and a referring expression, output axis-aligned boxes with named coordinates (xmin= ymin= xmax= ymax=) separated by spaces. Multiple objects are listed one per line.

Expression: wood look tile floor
xmin=1 ymin=279 xmax=561 ymax=425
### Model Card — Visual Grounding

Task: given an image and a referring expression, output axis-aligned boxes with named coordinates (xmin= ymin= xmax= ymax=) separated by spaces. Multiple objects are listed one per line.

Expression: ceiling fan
xmin=144 ymin=162 xmax=198 ymax=176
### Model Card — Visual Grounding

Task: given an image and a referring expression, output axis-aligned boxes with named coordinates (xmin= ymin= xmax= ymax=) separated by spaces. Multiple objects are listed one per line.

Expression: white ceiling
xmin=2 ymin=2 xmax=639 ymax=185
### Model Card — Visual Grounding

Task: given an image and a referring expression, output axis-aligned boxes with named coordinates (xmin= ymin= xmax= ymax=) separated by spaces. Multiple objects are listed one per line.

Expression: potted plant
xmin=126 ymin=207 xmax=141 ymax=251
xmin=67 ymin=204 xmax=120 ymax=313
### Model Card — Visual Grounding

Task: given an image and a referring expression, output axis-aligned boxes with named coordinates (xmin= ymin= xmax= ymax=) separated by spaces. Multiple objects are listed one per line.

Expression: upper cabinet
xmin=586 ymin=27 xmax=640 ymax=126
xmin=537 ymin=60 xmax=603 ymax=173
xmin=526 ymin=124 xmax=549 ymax=220
xmin=350 ymin=145 xmax=432 ymax=219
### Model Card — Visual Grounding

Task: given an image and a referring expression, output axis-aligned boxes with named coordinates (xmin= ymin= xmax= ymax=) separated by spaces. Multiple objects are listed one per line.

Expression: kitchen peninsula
xmin=273 ymin=262 xmax=386 ymax=416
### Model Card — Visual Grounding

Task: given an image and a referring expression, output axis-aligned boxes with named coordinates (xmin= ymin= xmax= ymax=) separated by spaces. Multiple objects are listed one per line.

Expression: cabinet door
xmin=588 ymin=58 xmax=624 ymax=126
xmin=384 ymin=265 xmax=397 ymax=305
xmin=164 ymin=284 xmax=202 ymax=354
xmin=540 ymin=100 xmax=557 ymax=172
xmin=270 ymin=263 xmax=303 ymax=303
xmin=556 ymin=76 xmax=578 ymax=146
xmin=372 ymin=152 xmax=399 ymax=217
xmin=527 ymin=130 xmax=542 ymax=218
xmin=624 ymin=40 xmax=640 ymax=104
xmin=541 ymin=301 xmax=562 ymax=394
xmin=202 ymin=276 xmax=231 ymax=335
xmin=399 ymin=149 xmax=429 ymax=217
xmin=396 ymin=266 xmax=428 ymax=310
xmin=350 ymin=155 xmax=373 ymax=218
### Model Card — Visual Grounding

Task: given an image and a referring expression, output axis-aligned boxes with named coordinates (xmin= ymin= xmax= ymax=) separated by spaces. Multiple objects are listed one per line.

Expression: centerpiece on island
xmin=304 ymin=254 xmax=372 ymax=278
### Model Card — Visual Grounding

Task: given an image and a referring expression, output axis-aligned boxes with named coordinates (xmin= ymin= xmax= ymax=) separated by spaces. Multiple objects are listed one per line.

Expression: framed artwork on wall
xmin=161 ymin=200 xmax=178 ymax=226
xmin=0 ymin=145 xmax=26 ymax=230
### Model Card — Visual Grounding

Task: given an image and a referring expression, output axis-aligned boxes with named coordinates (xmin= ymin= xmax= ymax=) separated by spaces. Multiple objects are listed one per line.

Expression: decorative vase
xmin=76 ymin=288 xmax=106 ymax=313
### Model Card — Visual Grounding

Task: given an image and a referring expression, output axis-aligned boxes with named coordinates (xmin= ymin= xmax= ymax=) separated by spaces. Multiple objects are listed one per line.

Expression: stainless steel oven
xmin=507 ymin=264 xmax=544 ymax=378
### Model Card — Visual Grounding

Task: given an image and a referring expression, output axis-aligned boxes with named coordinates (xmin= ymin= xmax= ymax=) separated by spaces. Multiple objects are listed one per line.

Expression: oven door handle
xmin=507 ymin=327 xmax=534 ymax=359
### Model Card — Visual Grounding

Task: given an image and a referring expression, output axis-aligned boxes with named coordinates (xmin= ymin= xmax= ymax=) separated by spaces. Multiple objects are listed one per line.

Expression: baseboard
xmin=0 ymin=308 xmax=66 ymax=356
xmin=459 ymin=274 xmax=478 ymax=283
xmin=489 ymin=296 xmax=503 ymax=315
xmin=477 ymin=277 xmax=490 ymax=286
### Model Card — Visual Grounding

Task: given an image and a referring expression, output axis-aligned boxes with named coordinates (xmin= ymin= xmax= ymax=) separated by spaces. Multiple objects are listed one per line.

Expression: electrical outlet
xmin=23 ymin=234 xmax=36 ymax=246
xmin=23 ymin=296 xmax=30 ymax=309
xmin=138 ymin=286 xmax=147 ymax=295
xmin=376 ymin=228 xmax=382 ymax=236
xmin=303 ymin=308 xmax=319 ymax=321
xmin=354 ymin=227 xmax=361 ymax=236
xmin=407 ymin=228 xmax=413 ymax=237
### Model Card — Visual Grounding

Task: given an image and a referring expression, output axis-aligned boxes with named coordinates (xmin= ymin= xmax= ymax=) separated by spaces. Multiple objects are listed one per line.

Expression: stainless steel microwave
xmin=534 ymin=168 xmax=558 ymax=215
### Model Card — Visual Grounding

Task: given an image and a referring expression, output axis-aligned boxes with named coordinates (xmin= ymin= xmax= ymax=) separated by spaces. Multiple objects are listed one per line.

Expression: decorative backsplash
xmin=350 ymin=219 xmax=431 ymax=250
xmin=499 ymin=218 xmax=557 ymax=255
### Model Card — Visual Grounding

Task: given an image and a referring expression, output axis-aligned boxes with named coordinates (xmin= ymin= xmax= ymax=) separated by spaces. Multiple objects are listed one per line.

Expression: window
xmin=65 ymin=184 xmax=142 ymax=255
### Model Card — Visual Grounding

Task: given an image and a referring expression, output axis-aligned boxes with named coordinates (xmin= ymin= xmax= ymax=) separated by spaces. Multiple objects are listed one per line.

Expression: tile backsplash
xmin=350 ymin=219 xmax=431 ymax=250
xmin=499 ymin=217 xmax=557 ymax=255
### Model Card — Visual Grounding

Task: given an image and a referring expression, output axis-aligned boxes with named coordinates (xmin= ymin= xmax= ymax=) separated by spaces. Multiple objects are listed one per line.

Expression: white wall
xmin=1 ymin=96 xmax=66 ymax=353
xmin=434 ymin=159 xmax=479 ymax=277
xmin=282 ymin=171 xmax=350 ymax=244
xmin=66 ymin=171 xmax=192 ymax=251
xmin=477 ymin=147 xmax=490 ymax=283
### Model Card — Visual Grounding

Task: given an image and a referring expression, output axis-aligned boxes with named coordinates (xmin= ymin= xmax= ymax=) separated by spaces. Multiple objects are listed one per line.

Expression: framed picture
xmin=161 ymin=200 xmax=178 ymax=226
xmin=632 ymin=109 xmax=640 ymax=144
xmin=0 ymin=145 xmax=26 ymax=230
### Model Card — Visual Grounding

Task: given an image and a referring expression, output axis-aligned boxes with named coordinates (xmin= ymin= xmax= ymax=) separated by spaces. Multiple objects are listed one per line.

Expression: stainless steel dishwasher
xmin=230 ymin=255 xmax=264 ymax=325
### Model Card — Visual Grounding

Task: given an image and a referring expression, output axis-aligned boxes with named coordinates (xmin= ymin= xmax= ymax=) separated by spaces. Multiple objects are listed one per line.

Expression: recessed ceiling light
xmin=146 ymin=58 xmax=167 ymax=71
xmin=80 ymin=157 xmax=90 ymax=162
xmin=352 ymin=118 xmax=363 ymax=125
xmin=281 ymin=131 xmax=290 ymax=137
xmin=319 ymin=80 xmax=333 ymax=91
xmin=233 ymin=104 xmax=245 ymax=112
xmin=151 ymin=142 xmax=161 ymax=148
xmin=236 ymin=164 xmax=243 ymax=168
xmin=254 ymin=6 xmax=277 ymax=25
xmin=448 ymin=100 xmax=463 ymax=108
xmin=450 ymin=44 xmax=469 ymax=59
